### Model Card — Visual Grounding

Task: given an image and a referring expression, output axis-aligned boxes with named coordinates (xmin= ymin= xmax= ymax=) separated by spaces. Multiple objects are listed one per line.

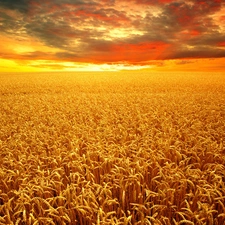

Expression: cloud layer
xmin=0 ymin=0 xmax=225 ymax=69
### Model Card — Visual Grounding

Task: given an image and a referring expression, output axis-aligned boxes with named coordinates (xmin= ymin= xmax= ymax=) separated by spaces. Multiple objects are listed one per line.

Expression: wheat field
xmin=0 ymin=72 xmax=225 ymax=225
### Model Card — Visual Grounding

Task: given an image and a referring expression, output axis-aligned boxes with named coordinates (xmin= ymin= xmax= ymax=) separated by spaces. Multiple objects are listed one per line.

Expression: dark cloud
xmin=0 ymin=51 xmax=53 ymax=60
xmin=25 ymin=20 xmax=73 ymax=49
xmin=145 ymin=0 xmax=222 ymax=36
xmin=55 ymin=52 xmax=79 ymax=60
xmin=0 ymin=0 xmax=30 ymax=13
xmin=176 ymin=60 xmax=196 ymax=65
xmin=29 ymin=63 xmax=70 ymax=70
xmin=187 ymin=32 xmax=225 ymax=47
xmin=0 ymin=11 xmax=27 ymax=37
xmin=0 ymin=12 xmax=15 ymax=33
xmin=167 ymin=47 xmax=225 ymax=59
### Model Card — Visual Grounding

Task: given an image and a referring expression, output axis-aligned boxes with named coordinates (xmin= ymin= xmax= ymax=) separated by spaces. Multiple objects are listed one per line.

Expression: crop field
xmin=0 ymin=71 xmax=225 ymax=225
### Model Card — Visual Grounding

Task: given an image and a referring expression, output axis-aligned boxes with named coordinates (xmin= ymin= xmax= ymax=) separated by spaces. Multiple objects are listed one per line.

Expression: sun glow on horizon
xmin=1 ymin=57 xmax=225 ymax=73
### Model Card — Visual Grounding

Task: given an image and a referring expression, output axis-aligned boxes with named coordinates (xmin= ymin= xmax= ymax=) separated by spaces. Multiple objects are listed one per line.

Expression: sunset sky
xmin=0 ymin=0 xmax=225 ymax=72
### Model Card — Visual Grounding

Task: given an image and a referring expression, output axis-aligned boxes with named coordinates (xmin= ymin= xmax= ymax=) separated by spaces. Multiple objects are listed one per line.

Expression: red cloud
xmin=112 ymin=41 xmax=169 ymax=52
xmin=180 ymin=29 xmax=201 ymax=38
xmin=190 ymin=30 xmax=201 ymax=36
xmin=89 ymin=41 xmax=171 ymax=63
xmin=218 ymin=41 xmax=225 ymax=47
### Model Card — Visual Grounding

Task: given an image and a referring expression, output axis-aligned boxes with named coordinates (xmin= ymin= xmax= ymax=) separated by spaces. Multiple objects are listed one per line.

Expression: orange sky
xmin=0 ymin=0 xmax=225 ymax=72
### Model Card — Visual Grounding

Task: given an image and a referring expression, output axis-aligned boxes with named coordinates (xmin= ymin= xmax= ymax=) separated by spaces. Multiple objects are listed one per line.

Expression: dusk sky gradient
xmin=0 ymin=0 xmax=225 ymax=72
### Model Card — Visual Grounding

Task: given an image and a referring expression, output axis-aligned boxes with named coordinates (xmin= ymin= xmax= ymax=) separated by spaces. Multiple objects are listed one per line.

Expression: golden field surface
xmin=0 ymin=72 xmax=225 ymax=225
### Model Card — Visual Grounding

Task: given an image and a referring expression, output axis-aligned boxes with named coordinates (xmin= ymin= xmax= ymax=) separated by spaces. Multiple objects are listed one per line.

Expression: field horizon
xmin=0 ymin=71 xmax=225 ymax=225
